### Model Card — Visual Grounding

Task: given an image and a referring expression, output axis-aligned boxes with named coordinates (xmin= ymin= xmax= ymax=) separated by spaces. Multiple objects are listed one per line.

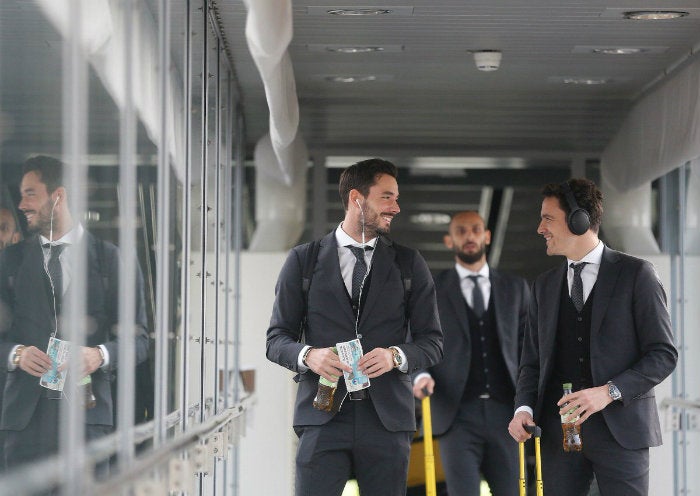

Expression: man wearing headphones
xmin=508 ymin=178 xmax=677 ymax=496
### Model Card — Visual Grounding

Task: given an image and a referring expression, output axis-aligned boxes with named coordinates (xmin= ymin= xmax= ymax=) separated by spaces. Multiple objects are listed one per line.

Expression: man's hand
xmin=18 ymin=345 xmax=52 ymax=377
xmin=305 ymin=347 xmax=352 ymax=383
xmin=558 ymin=385 xmax=612 ymax=425
xmin=358 ymin=348 xmax=394 ymax=378
xmin=508 ymin=411 xmax=536 ymax=442
xmin=413 ymin=376 xmax=434 ymax=399
xmin=81 ymin=347 xmax=103 ymax=376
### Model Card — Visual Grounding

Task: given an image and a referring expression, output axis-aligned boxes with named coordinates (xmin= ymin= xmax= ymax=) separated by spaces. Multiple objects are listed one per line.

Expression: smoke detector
xmin=472 ymin=50 xmax=502 ymax=72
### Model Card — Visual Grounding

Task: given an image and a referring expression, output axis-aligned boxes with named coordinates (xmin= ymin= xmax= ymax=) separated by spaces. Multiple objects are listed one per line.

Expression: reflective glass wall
xmin=0 ymin=1 xmax=246 ymax=494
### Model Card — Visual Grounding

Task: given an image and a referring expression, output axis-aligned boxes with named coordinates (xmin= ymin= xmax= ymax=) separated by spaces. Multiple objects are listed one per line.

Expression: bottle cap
xmin=562 ymin=382 xmax=572 ymax=389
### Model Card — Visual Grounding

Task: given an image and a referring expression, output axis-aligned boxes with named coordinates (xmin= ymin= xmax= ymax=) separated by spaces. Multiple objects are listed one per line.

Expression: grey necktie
xmin=570 ymin=262 xmax=588 ymax=312
xmin=347 ymin=245 xmax=370 ymax=307
xmin=467 ymin=275 xmax=485 ymax=317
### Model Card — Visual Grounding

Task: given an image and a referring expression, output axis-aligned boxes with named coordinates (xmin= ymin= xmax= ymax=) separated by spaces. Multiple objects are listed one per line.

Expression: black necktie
xmin=570 ymin=262 xmax=588 ymax=312
xmin=347 ymin=245 xmax=371 ymax=307
xmin=45 ymin=244 xmax=66 ymax=304
xmin=467 ymin=275 xmax=485 ymax=317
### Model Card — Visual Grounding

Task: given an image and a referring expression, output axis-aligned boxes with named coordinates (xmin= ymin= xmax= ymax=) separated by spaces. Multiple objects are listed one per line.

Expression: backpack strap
xmin=299 ymin=240 xmax=321 ymax=341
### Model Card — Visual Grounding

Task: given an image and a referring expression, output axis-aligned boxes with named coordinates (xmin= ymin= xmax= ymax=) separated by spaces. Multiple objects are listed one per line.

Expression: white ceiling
xmin=219 ymin=1 xmax=700 ymax=159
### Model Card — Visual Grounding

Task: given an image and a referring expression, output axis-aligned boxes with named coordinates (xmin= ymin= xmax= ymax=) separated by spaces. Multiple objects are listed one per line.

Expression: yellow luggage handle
xmin=519 ymin=424 xmax=543 ymax=496
xmin=421 ymin=388 xmax=437 ymax=496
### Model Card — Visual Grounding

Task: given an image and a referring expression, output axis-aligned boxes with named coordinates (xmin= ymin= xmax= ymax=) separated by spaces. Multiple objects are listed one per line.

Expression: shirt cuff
xmin=515 ymin=405 xmax=534 ymax=417
xmin=413 ymin=372 xmax=431 ymax=385
xmin=98 ymin=345 xmax=110 ymax=369
xmin=297 ymin=345 xmax=311 ymax=372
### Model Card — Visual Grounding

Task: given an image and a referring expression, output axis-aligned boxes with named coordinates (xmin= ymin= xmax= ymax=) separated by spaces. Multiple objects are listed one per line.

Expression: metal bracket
xmin=169 ymin=457 xmax=195 ymax=494
xmin=208 ymin=431 xmax=226 ymax=460
xmin=191 ymin=443 xmax=211 ymax=475
xmin=134 ymin=479 xmax=166 ymax=496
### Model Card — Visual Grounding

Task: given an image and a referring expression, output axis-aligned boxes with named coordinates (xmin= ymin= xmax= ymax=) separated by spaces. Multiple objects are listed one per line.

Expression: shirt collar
xmin=455 ymin=262 xmax=490 ymax=280
xmin=567 ymin=239 xmax=604 ymax=267
xmin=40 ymin=223 xmax=84 ymax=247
xmin=335 ymin=223 xmax=377 ymax=249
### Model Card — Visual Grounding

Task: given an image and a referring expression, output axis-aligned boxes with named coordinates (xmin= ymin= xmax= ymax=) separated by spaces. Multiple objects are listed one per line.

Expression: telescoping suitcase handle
xmin=519 ymin=424 xmax=543 ymax=496
xmin=421 ymin=387 xmax=437 ymax=496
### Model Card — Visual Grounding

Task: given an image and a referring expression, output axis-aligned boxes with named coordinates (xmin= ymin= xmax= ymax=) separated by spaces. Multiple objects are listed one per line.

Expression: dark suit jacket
xmin=514 ymin=246 xmax=677 ymax=449
xmin=427 ymin=267 xmax=530 ymax=436
xmin=0 ymin=232 xmax=149 ymax=430
xmin=266 ymin=232 xmax=443 ymax=432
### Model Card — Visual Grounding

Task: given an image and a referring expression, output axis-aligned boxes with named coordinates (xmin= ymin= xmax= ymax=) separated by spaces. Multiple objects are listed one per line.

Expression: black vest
xmin=551 ymin=275 xmax=596 ymax=394
xmin=462 ymin=298 xmax=514 ymax=405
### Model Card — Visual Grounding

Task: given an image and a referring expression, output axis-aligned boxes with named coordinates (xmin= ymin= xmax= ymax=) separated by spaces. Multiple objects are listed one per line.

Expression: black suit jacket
xmin=514 ymin=246 xmax=677 ymax=449
xmin=0 ymin=232 xmax=149 ymax=430
xmin=266 ymin=232 xmax=443 ymax=432
xmin=426 ymin=267 xmax=530 ymax=436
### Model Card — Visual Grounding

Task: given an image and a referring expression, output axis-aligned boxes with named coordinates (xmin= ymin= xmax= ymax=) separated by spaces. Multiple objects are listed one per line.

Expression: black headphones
xmin=560 ymin=181 xmax=590 ymax=235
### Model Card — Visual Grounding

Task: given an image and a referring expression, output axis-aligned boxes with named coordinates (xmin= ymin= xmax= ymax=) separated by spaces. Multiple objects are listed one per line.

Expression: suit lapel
xmin=590 ymin=246 xmax=621 ymax=337
xmin=358 ymin=239 xmax=392 ymax=326
xmin=541 ymin=263 xmax=566 ymax=359
xmin=317 ymin=232 xmax=356 ymax=322
xmin=445 ymin=269 xmax=470 ymax=338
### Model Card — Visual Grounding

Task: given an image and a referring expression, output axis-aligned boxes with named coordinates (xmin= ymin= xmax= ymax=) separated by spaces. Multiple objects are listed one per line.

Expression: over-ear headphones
xmin=560 ymin=182 xmax=590 ymax=236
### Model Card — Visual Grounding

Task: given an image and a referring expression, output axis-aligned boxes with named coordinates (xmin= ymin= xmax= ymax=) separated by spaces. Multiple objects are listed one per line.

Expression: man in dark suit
xmin=0 ymin=155 xmax=149 ymax=469
xmin=508 ymin=179 xmax=678 ymax=496
xmin=266 ymin=158 xmax=443 ymax=496
xmin=413 ymin=210 xmax=529 ymax=496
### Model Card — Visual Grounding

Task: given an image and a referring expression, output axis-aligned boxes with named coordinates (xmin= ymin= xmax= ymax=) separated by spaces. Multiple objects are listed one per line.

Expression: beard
xmin=25 ymin=200 xmax=53 ymax=235
xmin=455 ymin=242 xmax=487 ymax=264
xmin=361 ymin=209 xmax=392 ymax=237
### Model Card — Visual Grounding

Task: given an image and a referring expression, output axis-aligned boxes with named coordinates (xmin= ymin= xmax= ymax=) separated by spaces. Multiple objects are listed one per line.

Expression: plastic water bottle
xmin=561 ymin=382 xmax=582 ymax=452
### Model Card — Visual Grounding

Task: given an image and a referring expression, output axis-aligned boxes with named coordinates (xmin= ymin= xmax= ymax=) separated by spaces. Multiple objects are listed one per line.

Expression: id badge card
xmin=39 ymin=336 xmax=70 ymax=391
xmin=336 ymin=338 xmax=370 ymax=392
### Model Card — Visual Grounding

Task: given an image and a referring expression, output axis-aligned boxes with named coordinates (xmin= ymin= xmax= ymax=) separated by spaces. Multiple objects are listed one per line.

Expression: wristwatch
xmin=390 ymin=346 xmax=403 ymax=369
xmin=12 ymin=345 xmax=25 ymax=367
xmin=607 ymin=381 xmax=622 ymax=401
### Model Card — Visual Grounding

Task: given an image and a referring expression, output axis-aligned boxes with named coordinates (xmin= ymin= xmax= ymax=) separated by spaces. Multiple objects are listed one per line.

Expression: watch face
xmin=609 ymin=384 xmax=621 ymax=400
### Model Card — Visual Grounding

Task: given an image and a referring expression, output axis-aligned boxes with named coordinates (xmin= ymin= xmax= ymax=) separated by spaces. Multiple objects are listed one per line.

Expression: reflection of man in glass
xmin=0 ymin=155 xmax=150 ymax=470
xmin=0 ymin=208 xmax=21 ymax=250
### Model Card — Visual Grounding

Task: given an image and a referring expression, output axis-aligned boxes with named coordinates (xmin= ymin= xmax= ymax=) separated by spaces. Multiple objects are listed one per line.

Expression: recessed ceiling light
xmin=325 ymin=75 xmax=378 ymax=83
xmin=326 ymin=8 xmax=392 ymax=16
xmin=623 ymin=10 xmax=689 ymax=20
xmin=562 ymin=77 xmax=611 ymax=85
xmin=327 ymin=46 xmax=384 ymax=53
xmin=592 ymin=47 xmax=648 ymax=55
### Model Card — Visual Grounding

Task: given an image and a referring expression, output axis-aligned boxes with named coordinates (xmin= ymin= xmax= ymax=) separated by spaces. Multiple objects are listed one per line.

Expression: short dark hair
xmin=542 ymin=178 xmax=603 ymax=233
xmin=22 ymin=155 xmax=65 ymax=194
xmin=338 ymin=158 xmax=398 ymax=210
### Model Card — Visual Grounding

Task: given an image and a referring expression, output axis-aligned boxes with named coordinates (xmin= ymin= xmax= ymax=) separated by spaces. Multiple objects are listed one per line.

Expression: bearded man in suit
xmin=266 ymin=158 xmax=443 ymax=496
xmin=413 ymin=210 xmax=530 ymax=496
xmin=0 ymin=155 xmax=149 ymax=469
xmin=508 ymin=178 xmax=677 ymax=496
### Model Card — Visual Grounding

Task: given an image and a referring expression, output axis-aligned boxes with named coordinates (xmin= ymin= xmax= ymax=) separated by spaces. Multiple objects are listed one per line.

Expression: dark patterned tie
xmin=467 ymin=275 xmax=485 ymax=317
xmin=347 ymin=245 xmax=370 ymax=307
xmin=570 ymin=262 xmax=588 ymax=312
xmin=44 ymin=244 xmax=66 ymax=312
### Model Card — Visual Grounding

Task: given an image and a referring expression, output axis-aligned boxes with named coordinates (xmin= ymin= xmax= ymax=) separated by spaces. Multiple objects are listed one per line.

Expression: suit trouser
xmin=3 ymin=396 xmax=112 ymax=470
xmin=539 ymin=407 xmax=649 ymax=496
xmin=438 ymin=397 xmax=519 ymax=496
xmin=294 ymin=397 xmax=413 ymax=496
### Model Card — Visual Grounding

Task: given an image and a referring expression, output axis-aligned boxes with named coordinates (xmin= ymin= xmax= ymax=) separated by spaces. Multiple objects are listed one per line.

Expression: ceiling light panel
xmin=600 ymin=7 xmax=699 ymax=18
xmin=306 ymin=44 xmax=404 ymax=53
xmin=306 ymin=6 xmax=414 ymax=16
xmin=572 ymin=45 xmax=668 ymax=55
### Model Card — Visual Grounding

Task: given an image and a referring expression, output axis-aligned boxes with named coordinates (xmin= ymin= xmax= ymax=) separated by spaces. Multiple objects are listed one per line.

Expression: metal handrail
xmin=0 ymin=396 xmax=255 ymax=494
xmin=659 ymin=397 xmax=700 ymax=411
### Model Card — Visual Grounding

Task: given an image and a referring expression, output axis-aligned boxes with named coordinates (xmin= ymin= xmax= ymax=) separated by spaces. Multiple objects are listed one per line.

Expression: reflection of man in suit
xmin=508 ymin=179 xmax=677 ymax=496
xmin=413 ymin=211 xmax=530 ymax=496
xmin=266 ymin=158 xmax=443 ymax=496
xmin=0 ymin=155 xmax=149 ymax=469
